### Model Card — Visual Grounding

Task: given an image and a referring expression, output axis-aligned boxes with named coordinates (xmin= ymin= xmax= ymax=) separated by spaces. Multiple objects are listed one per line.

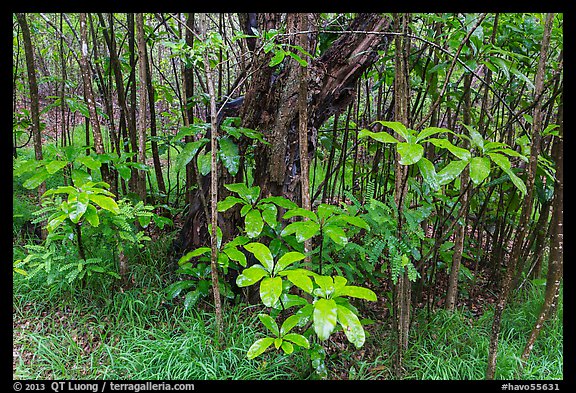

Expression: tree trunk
xmin=136 ymin=13 xmax=148 ymax=202
xmin=520 ymin=90 xmax=562 ymax=365
xmin=486 ymin=12 xmax=554 ymax=380
xmin=16 ymin=13 xmax=46 ymax=235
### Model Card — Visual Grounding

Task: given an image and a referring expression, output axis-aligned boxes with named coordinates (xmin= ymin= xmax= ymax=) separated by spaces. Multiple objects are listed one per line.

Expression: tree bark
xmin=520 ymin=90 xmax=562 ymax=365
xmin=136 ymin=13 xmax=148 ymax=202
xmin=16 ymin=13 xmax=46 ymax=230
xmin=486 ymin=12 xmax=554 ymax=380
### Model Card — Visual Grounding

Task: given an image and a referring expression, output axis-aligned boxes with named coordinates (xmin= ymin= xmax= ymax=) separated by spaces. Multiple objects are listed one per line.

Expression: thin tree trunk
xmin=136 ymin=13 xmax=148 ymax=202
xmin=201 ymin=14 xmax=224 ymax=346
xmin=16 ymin=13 xmax=46 ymax=237
xmin=520 ymin=90 xmax=562 ymax=365
xmin=486 ymin=12 xmax=554 ymax=380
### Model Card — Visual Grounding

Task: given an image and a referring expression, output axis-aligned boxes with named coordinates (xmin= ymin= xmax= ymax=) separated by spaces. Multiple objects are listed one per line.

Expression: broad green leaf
xmin=259 ymin=196 xmax=297 ymax=209
xmin=23 ymin=168 xmax=50 ymax=189
xmin=197 ymin=152 xmax=211 ymax=176
xmin=260 ymin=276 xmax=283 ymax=307
xmin=283 ymin=208 xmax=318 ymax=221
xmin=281 ymin=221 xmax=320 ymax=242
xmin=274 ymin=337 xmax=283 ymax=349
xmin=462 ymin=124 xmax=484 ymax=152
xmin=333 ymin=276 xmax=348 ymax=292
xmin=334 ymin=285 xmax=377 ymax=301
xmin=88 ymin=194 xmax=119 ymax=213
xmin=397 ymin=142 xmax=424 ymax=165
xmin=42 ymin=186 xmax=77 ymax=198
xmin=317 ymin=204 xmax=339 ymax=220
xmin=275 ymin=251 xmax=306 ymax=274
xmin=281 ymin=269 xmax=314 ymax=294
xmin=244 ymin=242 xmax=274 ymax=272
xmin=76 ymin=155 xmax=101 ymax=170
xmin=258 ymin=314 xmax=280 ymax=337
xmin=236 ymin=265 xmax=269 ymax=287
xmin=287 ymin=50 xmax=308 ymax=67
xmin=335 ymin=215 xmax=369 ymax=230
xmin=488 ymin=153 xmax=527 ymax=196
xmin=45 ymin=160 xmax=69 ymax=174
xmin=416 ymin=127 xmax=453 ymax=143
xmin=217 ymin=196 xmax=244 ymax=212
xmin=259 ymin=203 xmax=278 ymax=228
xmin=245 ymin=209 xmax=264 ymax=238
xmin=175 ymin=138 xmax=208 ymax=172
xmin=269 ymin=49 xmax=286 ymax=67
xmin=165 ymin=280 xmax=196 ymax=299
xmin=280 ymin=340 xmax=294 ymax=354
xmin=373 ymin=121 xmax=411 ymax=142
xmin=116 ymin=164 xmax=131 ymax=180
xmin=358 ymin=129 xmax=399 ymax=144
xmin=469 ymin=156 xmax=491 ymax=185
xmin=184 ymin=290 xmax=202 ymax=309
xmin=280 ymin=315 xmax=302 ymax=336
xmin=437 ymin=160 xmax=469 ymax=186
xmin=492 ymin=148 xmax=528 ymax=162
xmin=84 ymin=204 xmax=100 ymax=227
xmin=178 ymin=247 xmax=211 ymax=265
xmin=323 ymin=224 xmax=348 ymax=246
xmin=283 ymin=333 xmax=309 ymax=349
xmin=68 ymin=192 xmax=89 ymax=223
xmin=47 ymin=213 xmax=68 ymax=232
xmin=223 ymin=246 xmax=247 ymax=267
xmin=225 ymin=183 xmax=251 ymax=201
xmin=14 ymin=159 xmax=42 ymax=176
xmin=247 ymin=337 xmax=275 ymax=359
xmin=240 ymin=204 xmax=252 ymax=217
xmin=71 ymin=169 xmax=92 ymax=186
xmin=313 ymin=298 xmax=338 ymax=341
xmin=336 ymin=304 xmax=365 ymax=348
xmin=426 ymin=138 xmax=471 ymax=161
xmin=417 ymin=157 xmax=440 ymax=191
xmin=218 ymin=137 xmax=240 ymax=175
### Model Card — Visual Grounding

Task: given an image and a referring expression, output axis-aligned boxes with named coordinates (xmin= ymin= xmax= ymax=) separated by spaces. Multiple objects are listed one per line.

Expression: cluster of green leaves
xmin=359 ymin=121 xmax=528 ymax=196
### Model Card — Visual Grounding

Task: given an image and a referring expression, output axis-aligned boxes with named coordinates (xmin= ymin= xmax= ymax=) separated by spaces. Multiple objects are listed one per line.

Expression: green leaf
xmin=313 ymin=298 xmax=338 ymax=341
xmin=197 ymin=152 xmax=211 ymax=176
xmin=281 ymin=221 xmax=320 ymax=242
xmin=469 ymin=156 xmax=491 ymax=185
xmin=269 ymin=49 xmax=286 ymax=67
xmin=317 ymin=204 xmax=339 ymax=220
xmin=218 ymin=137 xmax=240 ymax=175
xmin=416 ymin=127 xmax=453 ymax=143
xmin=373 ymin=121 xmax=411 ymax=142
xmin=488 ymin=153 xmax=527 ymax=196
xmin=178 ymin=247 xmax=211 ymax=265
xmin=336 ymin=215 xmax=369 ymax=230
xmin=175 ymin=139 xmax=208 ymax=172
xmin=165 ymin=280 xmax=196 ymax=299
xmin=283 ymin=208 xmax=318 ymax=221
xmin=116 ymin=164 xmax=132 ymax=180
xmin=260 ymin=276 xmax=283 ymax=307
xmin=88 ymin=194 xmax=119 ymax=214
xmin=280 ymin=340 xmax=294 ymax=354
xmin=84 ymin=204 xmax=100 ymax=227
xmin=324 ymin=224 xmax=348 ymax=246
xmin=283 ymin=333 xmax=310 ymax=349
xmin=280 ymin=315 xmax=302 ymax=336
xmin=259 ymin=196 xmax=298 ymax=209
xmin=417 ymin=157 xmax=440 ymax=191
xmin=244 ymin=242 xmax=274 ymax=272
xmin=437 ymin=160 xmax=469 ymax=186
xmin=334 ymin=285 xmax=377 ymax=301
xmin=358 ymin=129 xmax=399 ymax=144
xmin=274 ymin=251 xmax=306 ymax=274
xmin=76 ymin=155 xmax=102 ymax=170
xmin=336 ymin=304 xmax=365 ymax=348
xmin=258 ymin=314 xmax=280 ymax=337
xmin=259 ymin=203 xmax=278 ymax=228
xmin=71 ymin=169 xmax=92 ymax=186
xmin=223 ymin=246 xmax=247 ymax=267
xmin=69 ymin=193 xmax=89 ymax=223
xmin=287 ymin=50 xmax=308 ymax=67
xmin=45 ymin=160 xmax=69 ymax=174
xmin=217 ymin=196 xmax=245 ymax=212
xmin=281 ymin=269 xmax=314 ymax=294
xmin=426 ymin=138 xmax=471 ymax=161
xmin=184 ymin=290 xmax=202 ymax=310
xmin=245 ymin=209 xmax=264 ymax=238
xmin=23 ymin=168 xmax=50 ymax=189
xmin=236 ymin=265 xmax=269 ymax=287
xmin=397 ymin=142 xmax=424 ymax=165
xmin=247 ymin=337 xmax=275 ymax=359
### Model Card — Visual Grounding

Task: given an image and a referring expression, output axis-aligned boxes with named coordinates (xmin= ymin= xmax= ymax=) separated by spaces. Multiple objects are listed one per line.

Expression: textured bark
xmin=17 ymin=13 xmax=47 ymax=239
xmin=486 ymin=13 xmax=554 ymax=380
xmin=136 ymin=13 xmax=148 ymax=202
xmin=520 ymin=91 xmax=562 ymax=365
